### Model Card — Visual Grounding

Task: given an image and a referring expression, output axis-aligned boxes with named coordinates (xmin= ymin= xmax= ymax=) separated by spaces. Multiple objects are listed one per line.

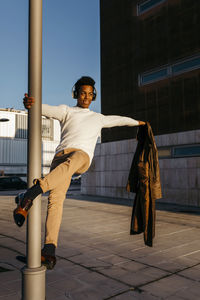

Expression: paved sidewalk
xmin=0 ymin=191 xmax=200 ymax=300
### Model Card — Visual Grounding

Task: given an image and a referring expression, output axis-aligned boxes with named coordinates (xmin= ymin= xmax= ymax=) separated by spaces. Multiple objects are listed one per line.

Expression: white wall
xmin=0 ymin=111 xmax=16 ymax=137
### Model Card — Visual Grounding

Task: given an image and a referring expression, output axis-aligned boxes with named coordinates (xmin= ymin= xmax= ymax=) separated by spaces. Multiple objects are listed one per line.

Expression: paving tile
xmin=48 ymin=271 xmax=128 ymax=299
xmin=65 ymin=288 xmax=107 ymax=300
xmin=46 ymin=284 xmax=71 ymax=299
xmin=160 ymin=241 xmax=200 ymax=258
xmin=48 ymin=276 xmax=85 ymax=294
xmin=164 ymin=296 xmax=185 ymax=300
xmin=97 ymin=254 xmax=130 ymax=265
xmin=178 ymin=264 xmax=200 ymax=282
xmin=170 ymin=283 xmax=200 ymax=300
xmin=0 ymin=248 xmax=25 ymax=270
xmin=0 ymin=270 xmax=21 ymax=297
xmin=141 ymin=274 xmax=195 ymax=298
xmin=181 ymin=249 xmax=200 ymax=261
xmin=0 ymin=237 xmax=26 ymax=254
xmin=136 ymin=254 xmax=169 ymax=266
xmin=69 ymin=254 xmax=112 ymax=268
xmin=97 ymin=264 xmax=169 ymax=287
xmin=72 ymin=246 xmax=109 ymax=258
xmin=48 ymin=295 xmax=70 ymax=300
xmin=133 ymin=240 xmax=200 ymax=270
xmin=158 ymin=256 xmax=199 ymax=272
xmin=56 ymin=247 xmax=82 ymax=258
xmin=46 ymin=260 xmax=90 ymax=282
xmin=65 ymin=288 xmax=106 ymax=300
xmin=111 ymin=290 xmax=160 ymax=300
xmin=0 ymin=293 xmax=21 ymax=300
xmin=0 ymin=283 xmax=17 ymax=298
xmin=117 ymin=260 xmax=148 ymax=272
xmin=76 ymin=271 xmax=128 ymax=297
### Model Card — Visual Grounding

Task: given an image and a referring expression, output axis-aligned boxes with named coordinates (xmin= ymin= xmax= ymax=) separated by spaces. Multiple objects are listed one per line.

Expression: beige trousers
xmin=38 ymin=148 xmax=90 ymax=247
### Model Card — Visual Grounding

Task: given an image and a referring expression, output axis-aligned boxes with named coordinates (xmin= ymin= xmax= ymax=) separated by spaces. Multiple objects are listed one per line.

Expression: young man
xmin=13 ymin=76 xmax=145 ymax=269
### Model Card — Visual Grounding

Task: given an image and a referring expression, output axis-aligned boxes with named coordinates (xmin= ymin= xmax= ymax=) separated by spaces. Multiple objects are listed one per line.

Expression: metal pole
xmin=22 ymin=0 xmax=46 ymax=299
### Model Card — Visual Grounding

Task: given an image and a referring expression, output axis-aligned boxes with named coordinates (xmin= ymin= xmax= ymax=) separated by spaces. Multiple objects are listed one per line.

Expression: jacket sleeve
xmin=102 ymin=114 xmax=139 ymax=128
xmin=42 ymin=104 xmax=69 ymax=121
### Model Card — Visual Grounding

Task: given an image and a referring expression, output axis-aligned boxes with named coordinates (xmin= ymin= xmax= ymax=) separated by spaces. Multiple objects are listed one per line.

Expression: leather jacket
xmin=126 ymin=122 xmax=162 ymax=247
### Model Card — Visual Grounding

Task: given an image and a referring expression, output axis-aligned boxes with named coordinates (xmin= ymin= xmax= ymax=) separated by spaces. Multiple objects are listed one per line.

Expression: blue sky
xmin=0 ymin=0 xmax=101 ymax=112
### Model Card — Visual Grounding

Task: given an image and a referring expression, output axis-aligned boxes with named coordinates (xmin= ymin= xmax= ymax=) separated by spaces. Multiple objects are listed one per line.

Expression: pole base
xmin=22 ymin=265 xmax=46 ymax=300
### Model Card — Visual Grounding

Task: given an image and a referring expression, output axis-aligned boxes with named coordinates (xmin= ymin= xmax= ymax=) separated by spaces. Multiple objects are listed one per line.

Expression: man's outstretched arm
xmin=102 ymin=114 xmax=145 ymax=128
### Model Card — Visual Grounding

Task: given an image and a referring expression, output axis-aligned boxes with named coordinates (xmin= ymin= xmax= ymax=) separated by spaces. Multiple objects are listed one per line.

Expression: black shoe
xmin=16 ymin=254 xmax=56 ymax=270
xmin=13 ymin=193 xmax=33 ymax=227
xmin=41 ymin=253 xmax=56 ymax=270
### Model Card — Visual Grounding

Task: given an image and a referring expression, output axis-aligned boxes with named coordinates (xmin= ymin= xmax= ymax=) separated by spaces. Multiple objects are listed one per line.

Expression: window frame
xmin=138 ymin=54 xmax=200 ymax=86
xmin=137 ymin=0 xmax=167 ymax=16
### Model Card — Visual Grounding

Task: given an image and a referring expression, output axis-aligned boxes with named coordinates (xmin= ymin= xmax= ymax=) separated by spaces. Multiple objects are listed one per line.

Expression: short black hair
xmin=72 ymin=76 xmax=97 ymax=101
xmin=74 ymin=76 xmax=95 ymax=92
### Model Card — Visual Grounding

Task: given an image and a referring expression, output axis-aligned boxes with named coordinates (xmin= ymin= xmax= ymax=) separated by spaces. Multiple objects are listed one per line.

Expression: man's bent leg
xmin=13 ymin=149 xmax=89 ymax=228
xmin=38 ymin=149 xmax=90 ymax=193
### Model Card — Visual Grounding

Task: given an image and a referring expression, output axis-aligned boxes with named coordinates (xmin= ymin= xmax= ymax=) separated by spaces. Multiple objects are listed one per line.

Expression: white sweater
xmin=42 ymin=104 xmax=139 ymax=164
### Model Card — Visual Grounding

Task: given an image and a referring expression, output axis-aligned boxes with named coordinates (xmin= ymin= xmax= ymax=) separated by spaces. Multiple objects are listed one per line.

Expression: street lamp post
xmin=22 ymin=0 xmax=46 ymax=299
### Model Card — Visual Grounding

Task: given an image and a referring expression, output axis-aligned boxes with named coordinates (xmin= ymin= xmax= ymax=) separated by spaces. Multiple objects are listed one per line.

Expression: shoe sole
xmin=41 ymin=256 xmax=56 ymax=270
xmin=16 ymin=255 xmax=56 ymax=270
xmin=13 ymin=194 xmax=33 ymax=227
xmin=41 ymin=260 xmax=56 ymax=270
xmin=13 ymin=207 xmax=27 ymax=227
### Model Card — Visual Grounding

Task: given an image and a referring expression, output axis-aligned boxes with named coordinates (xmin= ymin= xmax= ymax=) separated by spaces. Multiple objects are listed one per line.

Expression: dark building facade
xmin=100 ymin=0 xmax=200 ymax=142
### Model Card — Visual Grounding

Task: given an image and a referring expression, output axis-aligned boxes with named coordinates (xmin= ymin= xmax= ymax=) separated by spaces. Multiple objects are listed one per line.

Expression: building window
xmin=158 ymin=144 xmax=200 ymax=159
xmin=173 ymin=145 xmax=200 ymax=158
xmin=158 ymin=147 xmax=171 ymax=158
xmin=139 ymin=54 xmax=200 ymax=86
xmin=15 ymin=114 xmax=53 ymax=140
xmin=15 ymin=114 xmax=28 ymax=139
xmin=172 ymin=56 xmax=200 ymax=75
xmin=137 ymin=0 xmax=167 ymax=15
xmin=140 ymin=68 xmax=168 ymax=85
xmin=42 ymin=118 xmax=53 ymax=140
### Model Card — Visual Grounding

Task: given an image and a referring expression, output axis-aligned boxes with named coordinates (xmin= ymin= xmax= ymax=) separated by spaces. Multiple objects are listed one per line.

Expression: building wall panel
xmin=82 ymin=129 xmax=200 ymax=207
xmin=0 ymin=138 xmax=27 ymax=164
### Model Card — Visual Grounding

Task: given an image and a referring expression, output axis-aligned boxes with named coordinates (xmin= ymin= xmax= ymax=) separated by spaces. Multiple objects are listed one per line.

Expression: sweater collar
xmin=74 ymin=105 xmax=90 ymax=111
